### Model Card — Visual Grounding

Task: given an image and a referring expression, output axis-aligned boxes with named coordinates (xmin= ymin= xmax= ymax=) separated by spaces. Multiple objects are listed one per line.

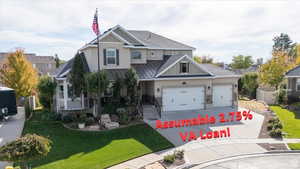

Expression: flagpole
xmin=96 ymin=8 xmax=101 ymax=117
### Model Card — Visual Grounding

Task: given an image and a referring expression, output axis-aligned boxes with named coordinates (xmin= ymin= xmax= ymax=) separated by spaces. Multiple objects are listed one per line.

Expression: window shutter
xmin=116 ymin=49 xmax=119 ymax=65
xmin=103 ymin=49 xmax=107 ymax=65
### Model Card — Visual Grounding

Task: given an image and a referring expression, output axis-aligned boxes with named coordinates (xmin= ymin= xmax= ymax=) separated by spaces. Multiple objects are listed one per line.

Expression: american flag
xmin=92 ymin=9 xmax=100 ymax=36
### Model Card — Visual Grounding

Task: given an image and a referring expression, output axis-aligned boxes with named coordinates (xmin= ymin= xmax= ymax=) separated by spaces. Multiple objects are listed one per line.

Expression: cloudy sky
xmin=0 ymin=0 xmax=299 ymax=63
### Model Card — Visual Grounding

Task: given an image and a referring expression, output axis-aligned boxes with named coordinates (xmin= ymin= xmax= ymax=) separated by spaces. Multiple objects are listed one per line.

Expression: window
xmin=180 ymin=62 xmax=189 ymax=73
xmin=131 ymin=51 xmax=142 ymax=59
xmin=106 ymin=48 xmax=117 ymax=64
xmin=297 ymin=79 xmax=300 ymax=91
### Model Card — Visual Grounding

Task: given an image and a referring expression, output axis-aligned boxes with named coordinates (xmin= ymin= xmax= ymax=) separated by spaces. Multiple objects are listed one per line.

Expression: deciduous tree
xmin=230 ymin=55 xmax=254 ymax=69
xmin=0 ymin=49 xmax=38 ymax=99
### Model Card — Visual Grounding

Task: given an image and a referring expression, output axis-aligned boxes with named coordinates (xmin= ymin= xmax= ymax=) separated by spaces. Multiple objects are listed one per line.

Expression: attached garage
xmin=213 ymin=85 xmax=233 ymax=107
xmin=162 ymin=87 xmax=204 ymax=112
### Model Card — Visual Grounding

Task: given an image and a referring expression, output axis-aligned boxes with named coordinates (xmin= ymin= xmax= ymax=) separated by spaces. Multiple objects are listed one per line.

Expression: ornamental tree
xmin=70 ymin=52 xmax=88 ymax=97
xmin=259 ymin=56 xmax=286 ymax=89
xmin=85 ymin=70 xmax=109 ymax=114
xmin=124 ymin=68 xmax=138 ymax=105
xmin=0 ymin=49 xmax=38 ymax=99
xmin=37 ymin=76 xmax=57 ymax=110
xmin=241 ymin=72 xmax=258 ymax=98
xmin=0 ymin=134 xmax=51 ymax=169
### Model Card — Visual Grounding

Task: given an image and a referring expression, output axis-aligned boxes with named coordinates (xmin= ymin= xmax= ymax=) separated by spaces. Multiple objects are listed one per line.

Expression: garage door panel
xmin=162 ymin=87 xmax=204 ymax=112
xmin=213 ymin=85 xmax=232 ymax=107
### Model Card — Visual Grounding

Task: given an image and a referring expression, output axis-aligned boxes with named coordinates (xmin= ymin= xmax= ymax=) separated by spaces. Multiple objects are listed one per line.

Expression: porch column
xmin=63 ymin=80 xmax=68 ymax=109
xmin=81 ymin=93 xmax=84 ymax=109
xmin=56 ymin=85 xmax=59 ymax=112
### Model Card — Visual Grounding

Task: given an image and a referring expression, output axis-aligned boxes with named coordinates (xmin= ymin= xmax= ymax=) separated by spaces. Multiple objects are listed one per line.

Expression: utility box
xmin=0 ymin=87 xmax=17 ymax=117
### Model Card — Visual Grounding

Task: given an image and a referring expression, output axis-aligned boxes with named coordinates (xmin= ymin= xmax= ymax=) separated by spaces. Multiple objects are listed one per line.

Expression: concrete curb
xmin=189 ymin=151 xmax=300 ymax=169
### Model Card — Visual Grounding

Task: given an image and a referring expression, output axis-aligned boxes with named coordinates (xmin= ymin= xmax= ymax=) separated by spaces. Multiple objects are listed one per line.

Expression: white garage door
xmin=162 ymin=87 xmax=204 ymax=112
xmin=213 ymin=85 xmax=233 ymax=107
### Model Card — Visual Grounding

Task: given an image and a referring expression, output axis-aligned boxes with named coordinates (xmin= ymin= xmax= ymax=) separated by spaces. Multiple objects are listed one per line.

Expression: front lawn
xmin=270 ymin=106 xmax=300 ymax=149
xmin=22 ymin=111 xmax=173 ymax=169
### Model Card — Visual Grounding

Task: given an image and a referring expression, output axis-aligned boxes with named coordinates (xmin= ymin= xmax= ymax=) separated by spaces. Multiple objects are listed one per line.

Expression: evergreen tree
xmin=70 ymin=52 xmax=88 ymax=97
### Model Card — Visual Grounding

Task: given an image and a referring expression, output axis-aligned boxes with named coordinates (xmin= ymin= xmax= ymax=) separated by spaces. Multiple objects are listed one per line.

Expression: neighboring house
xmin=0 ymin=52 xmax=56 ymax=76
xmin=285 ymin=65 xmax=300 ymax=101
xmin=54 ymin=25 xmax=240 ymax=118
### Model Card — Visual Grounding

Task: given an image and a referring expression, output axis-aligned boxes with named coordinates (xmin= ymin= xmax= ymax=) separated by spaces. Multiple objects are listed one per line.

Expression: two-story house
xmin=54 ymin=25 xmax=239 ymax=118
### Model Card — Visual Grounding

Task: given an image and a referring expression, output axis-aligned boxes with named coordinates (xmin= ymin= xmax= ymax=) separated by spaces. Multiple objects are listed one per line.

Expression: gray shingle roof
xmin=132 ymin=60 xmax=164 ymax=80
xmin=128 ymin=30 xmax=195 ymax=50
xmin=55 ymin=53 xmax=90 ymax=78
xmin=200 ymin=64 xmax=237 ymax=76
xmin=286 ymin=65 xmax=300 ymax=76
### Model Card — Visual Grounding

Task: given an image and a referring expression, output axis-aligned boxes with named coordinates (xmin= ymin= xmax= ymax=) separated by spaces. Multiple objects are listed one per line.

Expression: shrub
xmin=163 ymin=154 xmax=175 ymax=164
xmin=267 ymin=124 xmax=273 ymax=131
xmin=62 ymin=114 xmax=75 ymax=123
xmin=174 ymin=150 xmax=184 ymax=160
xmin=270 ymin=128 xmax=282 ymax=137
xmin=274 ymin=122 xmax=283 ymax=129
xmin=85 ymin=117 xmax=95 ymax=126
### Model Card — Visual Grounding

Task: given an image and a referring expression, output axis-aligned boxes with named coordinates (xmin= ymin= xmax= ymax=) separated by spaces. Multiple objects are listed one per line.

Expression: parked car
xmin=0 ymin=87 xmax=17 ymax=120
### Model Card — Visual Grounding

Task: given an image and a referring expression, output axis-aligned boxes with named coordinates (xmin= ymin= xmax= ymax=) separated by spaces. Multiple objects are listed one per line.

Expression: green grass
xmin=270 ymin=106 xmax=300 ymax=150
xmin=22 ymin=112 xmax=173 ymax=169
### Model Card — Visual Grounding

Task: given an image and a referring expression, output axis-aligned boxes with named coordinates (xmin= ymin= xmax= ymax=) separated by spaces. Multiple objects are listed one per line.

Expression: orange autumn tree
xmin=0 ymin=49 xmax=38 ymax=99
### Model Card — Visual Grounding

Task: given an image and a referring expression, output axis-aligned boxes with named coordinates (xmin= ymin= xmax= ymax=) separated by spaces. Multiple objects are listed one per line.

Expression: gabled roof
xmin=80 ymin=25 xmax=195 ymax=51
xmin=286 ymin=65 xmax=300 ymax=77
xmin=128 ymin=30 xmax=196 ymax=50
xmin=155 ymin=54 xmax=213 ymax=78
xmin=54 ymin=53 xmax=90 ymax=78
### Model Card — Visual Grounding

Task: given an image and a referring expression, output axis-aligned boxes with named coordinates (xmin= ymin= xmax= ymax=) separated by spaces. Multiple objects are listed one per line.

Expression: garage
xmin=213 ymin=85 xmax=233 ymax=107
xmin=162 ymin=87 xmax=204 ymax=112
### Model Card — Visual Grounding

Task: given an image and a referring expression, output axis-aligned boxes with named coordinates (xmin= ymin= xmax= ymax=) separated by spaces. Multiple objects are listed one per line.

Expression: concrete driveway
xmin=145 ymin=107 xmax=264 ymax=146
xmin=199 ymin=153 xmax=300 ymax=169
xmin=0 ymin=107 xmax=25 ymax=168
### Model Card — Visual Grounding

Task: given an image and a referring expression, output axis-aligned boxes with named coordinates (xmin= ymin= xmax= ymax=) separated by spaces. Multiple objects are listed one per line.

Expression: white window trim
xmin=180 ymin=62 xmax=189 ymax=74
xmin=131 ymin=50 xmax=142 ymax=60
xmin=106 ymin=48 xmax=117 ymax=65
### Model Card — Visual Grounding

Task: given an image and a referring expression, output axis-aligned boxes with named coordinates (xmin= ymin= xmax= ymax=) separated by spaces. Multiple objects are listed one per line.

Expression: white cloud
xmin=1 ymin=0 xmax=300 ymax=62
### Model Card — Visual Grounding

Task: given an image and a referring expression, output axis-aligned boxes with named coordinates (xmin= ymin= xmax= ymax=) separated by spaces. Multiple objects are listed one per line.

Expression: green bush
xmin=24 ymin=98 xmax=32 ymax=119
xmin=119 ymin=111 xmax=130 ymax=125
xmin=174 ymin=150 xmax=184 ymax=160
xmin=163 ymin=154 xmax=175 ymax=164
xmin=270 ymin=128 xmax=282 ymax=137
xmin=274 ymin=122 xmax=283 ymax=129
xmin=85 ymin=117 xmax=95 ymax=126
xmin=62 ymin=114 xmax=75 ymax=123
xmin=267 ymin=124 xmax=273 ymax=131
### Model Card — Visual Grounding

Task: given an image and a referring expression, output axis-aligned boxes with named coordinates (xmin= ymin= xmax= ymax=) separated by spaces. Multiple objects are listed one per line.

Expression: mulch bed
xmin=258 ymin=110 xmax=276 ymax=139
xmin=257 ymin=143 xmax=289 ymax=151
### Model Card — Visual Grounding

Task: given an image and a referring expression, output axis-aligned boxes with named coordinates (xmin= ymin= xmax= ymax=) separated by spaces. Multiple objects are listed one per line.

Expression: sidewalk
xmin=108 ymin=138 xmax=300 ymax=169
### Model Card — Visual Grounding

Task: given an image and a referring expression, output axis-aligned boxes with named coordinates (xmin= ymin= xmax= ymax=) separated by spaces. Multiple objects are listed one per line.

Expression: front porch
xmin=55 ymin=78 xmax=87 ymax=113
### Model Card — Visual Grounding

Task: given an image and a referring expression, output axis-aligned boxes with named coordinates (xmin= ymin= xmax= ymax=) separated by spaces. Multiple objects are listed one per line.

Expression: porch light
xmin=207 ymin=86 xmax=211 ymax=90
xmin=157 ymin=88 xmax=160 ymax=92
xmin=234 ymin=84 xmax=238 ymax=88
xmin=182 ymin=81 xmax=186 ymax=85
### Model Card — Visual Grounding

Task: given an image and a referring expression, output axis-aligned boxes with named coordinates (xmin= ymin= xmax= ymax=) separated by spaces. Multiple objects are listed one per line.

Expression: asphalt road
xmin=202 ymin=154 xmax=300 ymax=169
xmin=0 ymin=107 xmax=25 ymax=169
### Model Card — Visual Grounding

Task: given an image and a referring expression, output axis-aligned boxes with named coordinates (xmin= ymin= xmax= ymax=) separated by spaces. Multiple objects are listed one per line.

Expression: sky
xmin=0 ymin=0 xmax=300 ymax=63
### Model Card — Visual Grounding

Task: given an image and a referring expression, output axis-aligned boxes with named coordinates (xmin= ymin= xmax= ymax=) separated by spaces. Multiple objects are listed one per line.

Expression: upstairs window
xmin=180 ymin=62 xmax=189 ymax=73
xmin=131 ymin=51 xmax=142 ymax=59
xmin=106 ymin=48 xmax=117 ymax=65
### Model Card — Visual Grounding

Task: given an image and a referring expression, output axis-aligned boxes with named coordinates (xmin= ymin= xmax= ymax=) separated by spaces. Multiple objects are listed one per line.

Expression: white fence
xmin=256 ymin=88 xmax=278 ymax=105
